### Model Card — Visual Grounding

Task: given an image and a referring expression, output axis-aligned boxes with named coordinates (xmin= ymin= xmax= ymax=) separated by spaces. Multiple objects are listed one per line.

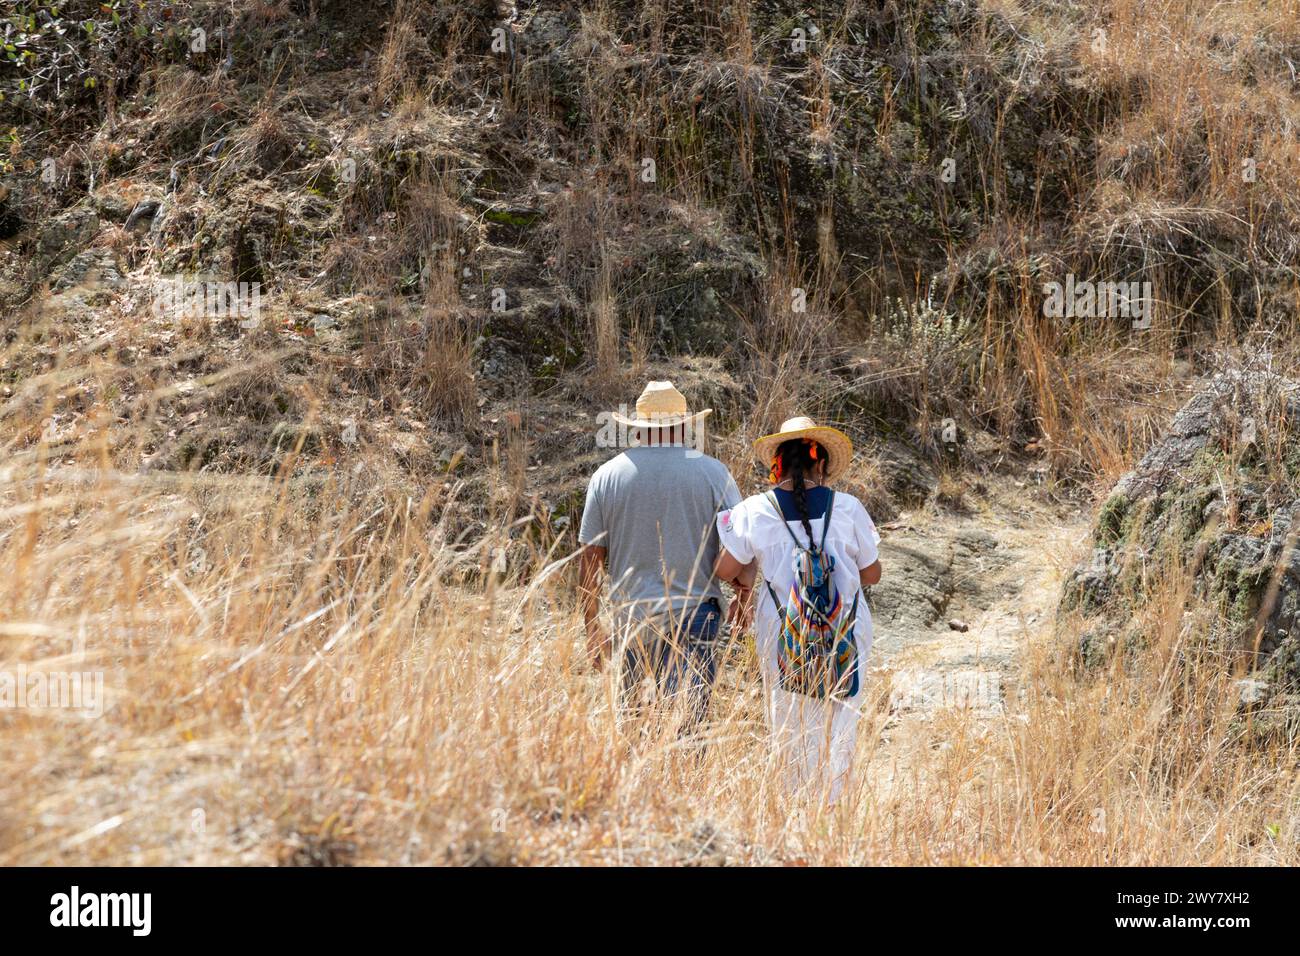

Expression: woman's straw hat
xmin=610 ymin=381 xmax=712 ymax=429
xmin=753 ymin=416 xmax=854 ymax=480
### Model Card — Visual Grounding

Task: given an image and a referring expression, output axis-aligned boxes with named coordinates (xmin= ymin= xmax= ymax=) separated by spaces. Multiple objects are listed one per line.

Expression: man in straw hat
xmin=578 ymin=381 xmax=743 ymax=732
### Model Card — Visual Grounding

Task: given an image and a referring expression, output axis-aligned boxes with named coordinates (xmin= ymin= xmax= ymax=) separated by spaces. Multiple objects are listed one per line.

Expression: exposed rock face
xmin=35 ymin=204 xmax=100 ymax=275
xmin=1059 ymin=368 xmax=1300 ymax=726
xmin=872 ymin=524 xmax=1012 ymax=643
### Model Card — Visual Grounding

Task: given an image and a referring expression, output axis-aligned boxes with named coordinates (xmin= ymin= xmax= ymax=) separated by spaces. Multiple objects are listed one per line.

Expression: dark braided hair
xmin=771 ymin=438 xmax=827 ymax=545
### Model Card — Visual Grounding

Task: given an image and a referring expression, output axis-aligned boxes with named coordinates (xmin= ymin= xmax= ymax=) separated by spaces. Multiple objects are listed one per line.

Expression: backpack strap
xmin=763 ymin=491 xmax=803 ymax=618
xmin=766 ymin=491 xmax=808 ymax=549
xmin=764 ymin=579 xmax=783 ymax=613
xmin=820 ymin=489 xmax=835 ymax=552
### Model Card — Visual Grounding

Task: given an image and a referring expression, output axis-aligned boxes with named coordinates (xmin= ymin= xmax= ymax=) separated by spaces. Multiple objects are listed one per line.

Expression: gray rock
xmin=1235 ymin=678 xmax=1270 ymax=707
xmin=51 ymin=250 xmax=122 ymax=291
xmin=518 ymin=10 xmax=572 ymax=54
xmin=90 ymin=188 xmax=136 ymax=223
xmin=1112 ymin=368 xmax=1297 ymax=503
xmin=36 ymin=205 xmax=99 ymax=265
xmin=1059 ymin=367 xmax=1300 ymax=705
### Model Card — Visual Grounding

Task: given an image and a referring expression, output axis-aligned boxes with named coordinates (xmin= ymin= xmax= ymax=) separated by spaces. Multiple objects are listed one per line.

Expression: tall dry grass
xmin=2 ymin=420 xmax=1297 ymax=864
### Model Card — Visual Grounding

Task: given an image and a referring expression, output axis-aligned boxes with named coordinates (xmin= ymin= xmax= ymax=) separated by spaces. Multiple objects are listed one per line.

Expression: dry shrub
xmin=374 ymin=2 xmax=427 ymax=108
xmin=588 ymin=251 xmax=622 ymax=396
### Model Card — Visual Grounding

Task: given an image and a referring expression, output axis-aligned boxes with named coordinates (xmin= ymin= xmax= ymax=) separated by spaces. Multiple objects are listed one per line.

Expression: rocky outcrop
xmin=1059 ymin=368 xmax=1300 ymax=730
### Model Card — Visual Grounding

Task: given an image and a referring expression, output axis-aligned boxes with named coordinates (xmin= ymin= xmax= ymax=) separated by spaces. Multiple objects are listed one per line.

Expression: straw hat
xmin=610 ymin=381 xmax=712 ymax=429
xmin=753 ymin=416 xmax=854 ymax=481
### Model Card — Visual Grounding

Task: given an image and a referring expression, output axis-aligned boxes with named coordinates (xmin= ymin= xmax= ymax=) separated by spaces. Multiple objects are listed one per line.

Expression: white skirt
xmin=757 ymin=609 xmax=872 ymax=803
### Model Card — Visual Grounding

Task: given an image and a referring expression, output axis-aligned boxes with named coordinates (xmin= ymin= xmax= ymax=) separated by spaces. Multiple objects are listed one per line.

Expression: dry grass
xmin=588 ymin=250 xmax=622 ymax=395
xmin=1 ymin=406 xmax=1298 ymax=864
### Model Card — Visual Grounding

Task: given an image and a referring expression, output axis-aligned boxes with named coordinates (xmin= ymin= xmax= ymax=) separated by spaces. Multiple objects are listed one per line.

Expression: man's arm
xmin=579 ymin=544 xmax=611 ymax=669
xmin=576 ymin=469 xmax=611 ymax=670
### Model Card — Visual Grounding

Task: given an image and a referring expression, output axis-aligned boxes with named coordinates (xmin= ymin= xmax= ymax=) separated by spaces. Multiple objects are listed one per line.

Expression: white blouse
xmin=717 ymin=489 xmax=881 ymax=673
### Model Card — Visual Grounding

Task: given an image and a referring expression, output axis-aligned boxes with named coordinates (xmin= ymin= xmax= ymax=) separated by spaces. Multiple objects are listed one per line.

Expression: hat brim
xmin=753 ymin=424 xmax=854 ymax=480
xmin=609 ymin=408 xmax=712 ymax=429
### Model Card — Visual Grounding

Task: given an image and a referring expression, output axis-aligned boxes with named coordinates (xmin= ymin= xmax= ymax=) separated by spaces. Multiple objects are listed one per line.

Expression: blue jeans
xmin=620 ymin=599 xmax=723 ymax=733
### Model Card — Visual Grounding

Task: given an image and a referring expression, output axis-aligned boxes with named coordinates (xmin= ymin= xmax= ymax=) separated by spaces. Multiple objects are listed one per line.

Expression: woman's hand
xmin=727 ymin=586 xmax=754 ymax=635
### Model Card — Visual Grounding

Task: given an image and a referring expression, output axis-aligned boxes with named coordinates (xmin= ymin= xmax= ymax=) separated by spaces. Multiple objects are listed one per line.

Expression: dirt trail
xmin=867 ymin=482 xmax=1090 ymax=722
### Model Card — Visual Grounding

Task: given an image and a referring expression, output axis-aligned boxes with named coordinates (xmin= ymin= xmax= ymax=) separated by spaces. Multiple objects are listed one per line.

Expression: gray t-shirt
xmin=579 ymin=446 xmax=742 ymax=617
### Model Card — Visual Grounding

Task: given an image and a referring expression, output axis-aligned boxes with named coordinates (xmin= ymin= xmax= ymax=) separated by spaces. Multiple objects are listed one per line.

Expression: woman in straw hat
xmin=714 ymin=417 xmax=882 ymax=802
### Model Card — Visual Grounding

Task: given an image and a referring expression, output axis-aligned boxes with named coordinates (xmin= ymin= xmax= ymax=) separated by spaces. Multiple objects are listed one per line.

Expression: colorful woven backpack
xmin=763 ymin=489 xmax=860 ymax=699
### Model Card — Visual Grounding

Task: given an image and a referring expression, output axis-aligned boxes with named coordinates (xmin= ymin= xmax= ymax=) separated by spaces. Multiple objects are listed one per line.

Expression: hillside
xmin=2 ymin=0 xmax=1299 ymax=864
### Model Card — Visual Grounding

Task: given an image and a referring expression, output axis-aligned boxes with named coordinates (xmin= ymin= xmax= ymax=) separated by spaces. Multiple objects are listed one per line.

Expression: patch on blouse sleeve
xmin=719 ymin=509 xmax=733 ymax=530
